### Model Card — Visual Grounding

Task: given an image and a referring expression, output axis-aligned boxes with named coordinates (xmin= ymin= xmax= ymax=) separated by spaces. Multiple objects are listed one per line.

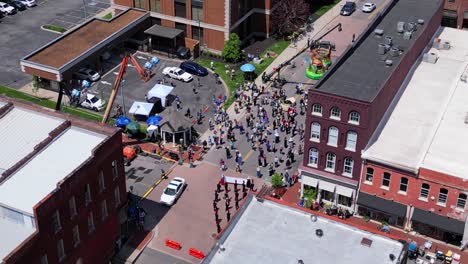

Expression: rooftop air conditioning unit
xmin=378 ymin=43 xmax=387 ymax=55
xmin=385 ymin=59 xmax=393 ymax=66
xmin=417 ymin=19 xmax=424 ymax=25
xmin=406 ymin=22 xmax=417 ymax=32
xmin=397 ymin=22 xmax=405 ymax=33
xmin=403 ymin=31 xmax=412 ymax=40
xmin=423 ymin=52 xmax=438 ymax=64
xmin=389 ymin=47 xmax=399 ymax=57
xmin=385 ymin=36 xmax=393 ymax=46
xmin=423 ymin=52 xmax=438 ymax=63
xmin=374 ymin=28 xmax=384 ymax=36
xmin=442 ymin=41 xmax=451 ymax=50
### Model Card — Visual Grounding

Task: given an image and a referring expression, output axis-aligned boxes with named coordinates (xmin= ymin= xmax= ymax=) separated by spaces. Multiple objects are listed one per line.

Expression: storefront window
xmin=338 ymin=195 xmax=352 ymax=207
xmin=358 ymin=206 xmax=404 ymax=227
xmin=321 ymin=190 xmax=334 ymax=202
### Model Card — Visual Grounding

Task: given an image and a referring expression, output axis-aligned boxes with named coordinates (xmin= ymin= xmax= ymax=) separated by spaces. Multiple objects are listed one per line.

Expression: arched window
xmin=308 ymin=148 xmax=319 ymax=167
xmin=328 ymin=127 xmax=339 ymax=146
xmin=325 ymin=153 xmax=336 ymax=172
xmin=420 ymin=183 xmax=430 ymax=199
xmin=457 ymin=193 xmax=467 ymax=209
xmin=310 ymin=122 xmax=321 ymax=142
xmin=399 ymin=177 xmax=408 ymax=193
xmin=365 ymin=167 xmax=374 ymax=183
xmin=312 ymin=104 xmax=322 ymax=116
xmin=343 ymin=157 xmax=354 ymax=176
xmin=330 ymin=107 xmax=341 ymax=120
xmin=345 ymin=131 xmax=357 ymax=151
xmin=349 ymin=111 xmax=360 ymax=124
xmin=438 ymin=188 xmax=448 ymax=205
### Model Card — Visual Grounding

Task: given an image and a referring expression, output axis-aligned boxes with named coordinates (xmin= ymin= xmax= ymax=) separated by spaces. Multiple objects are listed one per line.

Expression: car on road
xmin=80 ymin=93 xmax=105 ymax=111
xmin=180 ymin=61 xmax=208 ymax=76
xmin=162 ymin=67 xmax=193 ymax=82
xmin=10 ymin=1 xmax=26 ymax=11
xmin=340 ymin=1 xmax=356 ymax=16
xmin=19 ymin=0 xmax=36 ymax=7
xmin=362 ymin=2 xmax=376 ymax=13
xmin=0 ymin=2 xmax=16 ymax=15
xmin=160 ymin=177 xmax=186 ymax=206
xmin=74 ymin=68 xmax=101 ymax=82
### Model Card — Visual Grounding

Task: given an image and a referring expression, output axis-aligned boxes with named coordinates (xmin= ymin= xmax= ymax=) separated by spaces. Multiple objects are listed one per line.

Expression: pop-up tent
xmin=129 ymin=101 xmax=154 ymax=117
xmin=146 ymin=84 xmax=174 ymax=107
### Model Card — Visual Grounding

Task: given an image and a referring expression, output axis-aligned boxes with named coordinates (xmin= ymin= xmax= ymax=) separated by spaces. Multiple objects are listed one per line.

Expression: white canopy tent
xmin=129 ymin=101 xmax=154 ymax=117
xmin=147 ymin=84 xmax=174 ymax=107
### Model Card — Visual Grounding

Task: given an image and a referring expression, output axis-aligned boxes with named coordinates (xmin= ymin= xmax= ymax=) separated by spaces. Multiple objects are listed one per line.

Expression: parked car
xmin=0 ymin=2 xmax=16 ymax=15
xmin=176 ymin=47 xmax=190 ymax=60
xmin=162 ymin=67 xmax=193 ymax=82
xmin=80 ymin=93 xmax=105 ymax=111
xmin=340 ymin=1 xmax=356 ymax=16
xmin=19 ymin=0 xmax=36 ymax=7
xmin=362 ymin=2 xmax=376 ymax=13
xmin=74 ymin=68 xmax=100 ymax=82
xmin=160 ymin=177 xmax=186 ymax=206
xmin=10 ymin=1 xmax=26 ymax=11
xmin=180 ymin=61 xmax=208 ymax=76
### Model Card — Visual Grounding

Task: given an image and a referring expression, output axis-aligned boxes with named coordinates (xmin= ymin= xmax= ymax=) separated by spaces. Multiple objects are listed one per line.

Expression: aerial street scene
xmin=1 ymin=0 xmax=468 ymax=263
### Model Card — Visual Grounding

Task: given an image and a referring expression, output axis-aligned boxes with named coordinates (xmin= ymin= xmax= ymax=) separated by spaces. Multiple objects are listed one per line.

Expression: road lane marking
xmin=141 ymin=167 xmax=174 ymax=199
xmin=243 ymin=149 xmax=254 ymax=161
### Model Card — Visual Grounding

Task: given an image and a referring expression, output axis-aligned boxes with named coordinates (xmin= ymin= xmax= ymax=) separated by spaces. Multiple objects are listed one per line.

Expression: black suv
xmin=180 ymin=61 xmax=208 ymax=76
xmin=340 ymin=2 xmax=356 ymax=16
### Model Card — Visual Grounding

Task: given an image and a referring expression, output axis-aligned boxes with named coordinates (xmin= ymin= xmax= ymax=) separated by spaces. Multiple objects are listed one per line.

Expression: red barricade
xmin=189 ymin=248 xmax=205 ymax=259
xmin=165 ymin=239 xmax=181 ymax=250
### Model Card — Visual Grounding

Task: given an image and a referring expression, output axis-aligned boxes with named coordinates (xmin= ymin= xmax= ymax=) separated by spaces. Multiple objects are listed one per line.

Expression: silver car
xmin=74 ymin=68 xmax=100 ymax=82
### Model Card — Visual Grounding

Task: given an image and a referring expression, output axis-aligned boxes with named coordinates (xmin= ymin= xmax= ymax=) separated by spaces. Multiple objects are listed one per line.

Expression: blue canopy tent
xmin=115 ymin=116 xmax=131 ymax=127
xmin=240 ymin=63 xmax=255 ymax=72
xmin=146 ymin=115 xmax=163 ymax=126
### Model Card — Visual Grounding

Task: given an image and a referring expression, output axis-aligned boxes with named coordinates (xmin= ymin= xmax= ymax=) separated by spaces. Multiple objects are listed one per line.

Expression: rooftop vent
xmin=406 ymin=22 xmax=417 ymax=32
xmin=315 ymin=229 xmax=323 ymax=237
xmin=385 ymin=36 xmax=393 ymax=46
xmin=389 ymin=47 xmax=400 ymax=57
xmin=461 ymin=75 xmax=467 ymax=83
xmin=385 ymin=59 xmax=393 ymax=66
xmin=397 ymin=22 xmax=405 ymax=33
xmin=433 ymin=39 xmax=451 ymax=50
xmin=403 ymin=31 xmax=412 ymax=40
xmin=389 ymin=254 xmax=396 ymax=261
xmin=310 ymin=215 xmax=318 ymax=222
xmin=417 ymin=19 xmax=424 ymax=25
xmin=374 ymin=28 xmax=384 ymax=36
xmin=361 ymin=238 xmax=373 ymax=247
xmin=378 ymin=43 xmax=387 ymax=55
xmin=423 ymin=52 xmax=438 ymax=64
xmin=464 ymin=112 xmax=468 ymax=124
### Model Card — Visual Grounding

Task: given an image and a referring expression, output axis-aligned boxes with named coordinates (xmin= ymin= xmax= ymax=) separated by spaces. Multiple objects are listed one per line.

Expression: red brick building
xmin=0 ymin=97 xmax=127 ymax=263
xmin=112 ymin=0 xmax=278 ymax=51
xmin=442 ymin=0 xmax=468 ymax=28
xmin=358 ymin=27 xmax=468 ymax=247
xmin=300 ymin=0 xmax=443 ymax=210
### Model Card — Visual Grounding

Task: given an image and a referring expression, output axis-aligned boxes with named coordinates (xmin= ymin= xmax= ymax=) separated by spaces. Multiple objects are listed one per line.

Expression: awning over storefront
xmin=318 ymin=181 xmax=335 ymax=193
xmin=358 ymin=192 xmax=406 ymax=217
xmin=144 ymin=24 xmax=184 ymax=39
xmin=412 ymin=208 xmax=465 ymax=234
xmin=336 ymin=185 xmax=354 ymax=198
xmin=301 ymin=176 xmax=318 ymax=187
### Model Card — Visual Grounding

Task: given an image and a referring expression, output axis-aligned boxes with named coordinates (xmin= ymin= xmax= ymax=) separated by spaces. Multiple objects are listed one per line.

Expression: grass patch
xmin=311 ymin=0 xmax=341 ymax=17
xmin=102 ymin=12 xmax=113 ymax=19
xmin=43 ymin=24 xmax=67 ymax=33
xmin=196 ymin=39 xmax=289 ymax=108
xmin=0 ymin=85 xmax=103 ymax=122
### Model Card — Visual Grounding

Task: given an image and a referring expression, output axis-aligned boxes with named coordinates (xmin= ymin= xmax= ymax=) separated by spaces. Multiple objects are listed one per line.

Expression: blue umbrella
xmin=115 ymin=116 xmax=131 ymax=127
xmin=240 ymin=63 xmax=255 ymax=72
xmin=146 ymin=115 xmax=163 ymax=126
xmin=144 ymin=61 xmax=153 ymax=70
xmin=151 ymin=57 xmax=160 ymax=65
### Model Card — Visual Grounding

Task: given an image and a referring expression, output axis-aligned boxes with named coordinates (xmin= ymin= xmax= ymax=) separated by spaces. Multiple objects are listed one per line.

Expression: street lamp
xmin=197 ymin=19 xmax=202 ymax=46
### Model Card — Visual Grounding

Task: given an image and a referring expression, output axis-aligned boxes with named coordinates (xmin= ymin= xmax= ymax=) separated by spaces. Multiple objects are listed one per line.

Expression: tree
xmin=271 ymin=0 xmax=310 ymax=38
xmin=302 ymin=188 xmax=317 ymax=208
xmin=222 ymin=33 xmax=242 ymax=63
xmin=271 ymin=173 xmax=283 ymax=188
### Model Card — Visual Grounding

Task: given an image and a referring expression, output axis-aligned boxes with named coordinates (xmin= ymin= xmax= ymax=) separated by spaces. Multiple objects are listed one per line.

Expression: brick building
xmin=299 ymin=0 xmax=443 ymax=210
xmin=442 ymin=0 xmax=468 ymax=28
xmin=358 ymin=27 xmax=468 ymax=247
xmin=0 ymin=97 xmax=127 ymax=263
xmin=111 ymin=0 xmax=278 ymax=51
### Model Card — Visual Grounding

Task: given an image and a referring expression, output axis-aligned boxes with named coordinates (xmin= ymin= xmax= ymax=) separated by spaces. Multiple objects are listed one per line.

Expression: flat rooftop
xmin=23 ymin=9 xmax=147 ymax=69
xmin=0 ymin=217 xmax=35 ymax=260
xmin=205 ymin=198 xmax=404 ymax=264
xmin=363 ymin=27 xmax=468 ymax=178
xmin=315 ymin=0 xmax=442 ymax=102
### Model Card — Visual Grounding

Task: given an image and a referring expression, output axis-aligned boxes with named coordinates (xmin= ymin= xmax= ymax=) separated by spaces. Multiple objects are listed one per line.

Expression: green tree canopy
xmin=222 ymin=33 xmax=242 ymax=63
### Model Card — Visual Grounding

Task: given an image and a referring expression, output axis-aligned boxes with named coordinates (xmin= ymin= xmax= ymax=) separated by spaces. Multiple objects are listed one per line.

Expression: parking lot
xmin=0 ymin=0 xmax=110 ymax=88
xmin=89 ymin=52 xmax=227 ymax=135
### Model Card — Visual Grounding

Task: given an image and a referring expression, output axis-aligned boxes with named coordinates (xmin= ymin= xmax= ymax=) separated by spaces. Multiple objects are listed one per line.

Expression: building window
xmin=312 ymin=104 xmax=322 ymax=116
xmin=308 ymin=148 xmax=319 ymax=167
xmin=327 ymin=127 xmax=339 ymax=147
xmin=419 ymin=183 xmax=430 ymax=200
xmin=382 ymin=172 xmax=391 ymax=188
xmin=192 ymin=26 xmax=204 ymax=43
xmin=175 ymin=22 xmax=187 ymax=37
xmin=325 ymin=153 xmax=336 ymax=172
xmin=69 ymin=196 xmax=77 ymax=218
xmin=72 ymin=225 xmax=80 ymax=247
xmin=343 ymin=157 xmax=353 ymax=176
xmin=114 ymin=187 xmax=121 ymax=208
xmin=101 ymin=200 xmax=108 ymax=221
xmin=457 ymin=193 xmax=467 ymax=209
xmin=345 ymin=131 xmax=357 ymax=151
xmin=133 ymin=0 xmax=144 ymax=9
xmin=57 ymin=239 xmax=65 ymax=262
xmin=191 ymin=0 xmax=203 ymax=21
xmin=88 ymin=212 xmax=95 ymax=234
xmin=85 ymin=184 xmax=92 ymax=205
xmin=149 ymin=0 xmax=160 ymax=12
xmin=349 ymin=111 xmax=360 ymax=124
xmin=174 ymin=0 xmax=186 ymax=18
xmin=399 ymin=177 xmax=408 ymax=193
xmin=310 ymin=122 xmax=321 ymax=142
xmin=40 ymin=254 xmax=48 ymax=264
xmin=112 ymin=160 xmax=119 ymax=179
xmin=99 ymin=171 xmax=105 ymax=192
xmin=365 ymin=167 xmax=374 ymax=183
xmin=330 ymin=107 xmax=341 ymax=120
xmin=52 ymin=210 xmax=61 ymax=233
xmin=438 ymin=188 xmax=448 ymax=205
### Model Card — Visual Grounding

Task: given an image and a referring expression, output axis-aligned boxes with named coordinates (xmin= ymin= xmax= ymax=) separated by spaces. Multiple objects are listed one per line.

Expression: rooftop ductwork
xmin=385 ymin=36 xmax=393 ymax=46
xmin=389 ymin=47 xmax=400 ymax=57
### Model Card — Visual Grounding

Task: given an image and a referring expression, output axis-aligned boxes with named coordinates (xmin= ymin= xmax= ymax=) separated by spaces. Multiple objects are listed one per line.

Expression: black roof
xmin=144 ymin=24 xmax=184 ymax=39
xmin=357 ymin=192 xmax=406 ymax=217
xmin=315 ymin=0 xmax=442 ymax=102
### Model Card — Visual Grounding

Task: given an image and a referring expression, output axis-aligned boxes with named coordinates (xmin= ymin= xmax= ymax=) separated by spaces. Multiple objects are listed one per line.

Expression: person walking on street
xmin=225 ymin=147 xmax=231 ymax=159
xmin=256 ymin=166 xmax=262 ymax=178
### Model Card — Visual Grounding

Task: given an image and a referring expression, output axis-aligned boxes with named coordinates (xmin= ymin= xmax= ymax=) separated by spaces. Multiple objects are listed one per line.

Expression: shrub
xmin=222 ymin=33 xmax=242 ymax=63
xmin=271 ymin=173 xmax=283 ymax=188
